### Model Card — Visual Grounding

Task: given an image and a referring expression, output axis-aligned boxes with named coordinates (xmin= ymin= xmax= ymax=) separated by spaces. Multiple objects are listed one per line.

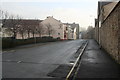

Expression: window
xmin=66 ymin=27 xmax=68 ymax=30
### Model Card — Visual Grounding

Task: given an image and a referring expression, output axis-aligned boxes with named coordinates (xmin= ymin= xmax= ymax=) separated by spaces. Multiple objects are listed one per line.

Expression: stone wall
xmin=118 ymin=3 xmax=120 ymax=63
xmin=94 ymin=22 xmax=99 ymax=43
xmin=100 ymin=2 xmax=120 ymax=63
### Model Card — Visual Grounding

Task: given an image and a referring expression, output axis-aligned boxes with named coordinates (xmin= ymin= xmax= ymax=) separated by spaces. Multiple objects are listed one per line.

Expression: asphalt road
xmin=2 ymin=39 xmax=86 ymax=78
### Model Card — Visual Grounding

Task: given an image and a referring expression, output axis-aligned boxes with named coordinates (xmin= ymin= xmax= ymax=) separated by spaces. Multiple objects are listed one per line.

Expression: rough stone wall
xmin=94 ymin=23 xmax=99 ymax=43
xmin=118 ymin=3 xmax=120 ymax=63
xmin=100 ymin=3 xmax=120 ymax=63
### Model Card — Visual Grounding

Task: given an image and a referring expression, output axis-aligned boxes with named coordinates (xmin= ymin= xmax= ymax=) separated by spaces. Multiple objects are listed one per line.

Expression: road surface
xmin=2 ymin=39 xmax=86 ymax=78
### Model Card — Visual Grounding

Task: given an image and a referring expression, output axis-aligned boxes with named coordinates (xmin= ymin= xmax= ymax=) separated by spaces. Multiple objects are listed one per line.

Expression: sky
xmin=1 ymin=0 xmax=100 ymax=30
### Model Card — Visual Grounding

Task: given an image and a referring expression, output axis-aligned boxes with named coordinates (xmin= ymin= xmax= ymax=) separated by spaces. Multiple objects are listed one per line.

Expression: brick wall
xmin=100 ymin=2 xmax=120 ymax=63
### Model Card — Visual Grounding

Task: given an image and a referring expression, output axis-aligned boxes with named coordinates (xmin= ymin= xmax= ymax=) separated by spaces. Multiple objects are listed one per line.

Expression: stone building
xmin=71 ymin=23 xmax=79 ymax=39
xmin=2 ymin=16 xmax=80 ymax=40
xmin=40 ymin=16 xmax=64 ymax=39
xmin=63 ymin=23 xmax=73 ymax=40
xmin=94 ymin=19 xmax=99 ymax=42
xmin=63 ymin=23 xmax=79 ymax=40
xmin=94 ymin=1 xmax=120 ymax=63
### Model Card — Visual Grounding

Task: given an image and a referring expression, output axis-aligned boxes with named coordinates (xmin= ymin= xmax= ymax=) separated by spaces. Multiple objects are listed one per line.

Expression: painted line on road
xmin=65 ymin=41 xmax=88 ymax=80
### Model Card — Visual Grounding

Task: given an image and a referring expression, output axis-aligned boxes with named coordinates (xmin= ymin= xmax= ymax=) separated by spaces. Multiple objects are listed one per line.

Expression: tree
xmin=18 ymin=24 xmax=26 ymax=39
xmin=1 ymin=10 xmax=9 ymax=37
xmin=87 ymin=26 xmax=94 ymax=39
xmin=1 ymin=10 xmax=9 ymax=28
xmin=2 ymin=28 xmax=13 ymax=37
xmin=37 ymin=23 xmax=44 ymax=37
xmin=30 ymin=25 xmax=36 ymax=38
xmin=25 ymin=25 xmax=31 ymax=39
xmin=1 ymin=10 xmax=23 ymax=39
xmin=8 ymin=14 xmax=21 ymax=39
xmin=45 ymin=23 xmax=54 ymax=37
xmin=21 ymin=20 xmax=31 ymax=39
xmin=1 ymin=11 xmax=18 ymax=38
xmin=29 ymin=20 xmax=40 ymax=38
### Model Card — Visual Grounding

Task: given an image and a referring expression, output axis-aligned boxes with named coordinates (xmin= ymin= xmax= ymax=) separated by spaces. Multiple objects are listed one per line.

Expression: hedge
xmin=2 ymin=36 xmax=59 ymax=49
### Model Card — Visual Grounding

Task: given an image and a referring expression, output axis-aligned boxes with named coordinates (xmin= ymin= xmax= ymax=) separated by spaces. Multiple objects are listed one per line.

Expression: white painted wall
xmin=41 ymin=16 xmax=64 ymax=39
xmin=72 ymin=27 xmax=76 ymax=39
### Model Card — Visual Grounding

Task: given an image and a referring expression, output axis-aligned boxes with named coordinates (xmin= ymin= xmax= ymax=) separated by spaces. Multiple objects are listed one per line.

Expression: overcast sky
xmin=1 ymin=0 xmax=100 ymax=29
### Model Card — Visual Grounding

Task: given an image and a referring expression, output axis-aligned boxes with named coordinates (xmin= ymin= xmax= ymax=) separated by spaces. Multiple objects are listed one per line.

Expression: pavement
xmin=74 ymin=39 xmax=120 ymax=79
xmin=2 ymin=39 xmax=86 ymax=79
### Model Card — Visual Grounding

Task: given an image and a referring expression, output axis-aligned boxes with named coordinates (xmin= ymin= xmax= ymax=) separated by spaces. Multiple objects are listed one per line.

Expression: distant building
xmin=71 ymin=23 xmax=79 ymax=39
xmin=63 ymin=23 xmax=79 ymax=40
xmin=79 ymin=32 xmax=82 ymax=39
xmin=41 ymin=16 xmax=64 ymax=39
xmin=41 ymin=16 xmax=79 ymax=40
xmin=63 ymin=23 xmax=71 ymax=40
xmin=2 ymin=16 xmax=80 ymax=40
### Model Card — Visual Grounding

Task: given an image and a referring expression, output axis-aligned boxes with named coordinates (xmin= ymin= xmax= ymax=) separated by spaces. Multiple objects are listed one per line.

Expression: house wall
xmin=67 ymin=26 xmax=73 ymax=39
xmin=41 ymin=17 xmax=64 ymax=39
xmin=94 ymin=19 xmax=99 ymax=43
xmin=100 ymin=2 xmax=120 ymax=63
xmin=63 ymin=23 xmax=79 ymax=40
xmin=73 ymin=27 xmax=77 ymax=39
xmin=94 ymin=24 xmax=99 ymax=42
xmin=63 ymin=24 xmax=68 ymax=39
xmin=71 ymin=23 xmax=79 ymax=39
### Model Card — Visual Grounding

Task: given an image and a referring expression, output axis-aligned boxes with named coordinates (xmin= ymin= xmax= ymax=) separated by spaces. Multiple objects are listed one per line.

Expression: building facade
xmin=63 ymin=23 xmax=79 ymax=40
xmin=2 ymin=16 xmax=80 ymax=40
xmin=41 ymin=16 xmax=64 ymax=39
xmin=41 ymin=16 xmax=79 ymax=40
xmin=94 ymin=1 xmax=120 ymax=63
